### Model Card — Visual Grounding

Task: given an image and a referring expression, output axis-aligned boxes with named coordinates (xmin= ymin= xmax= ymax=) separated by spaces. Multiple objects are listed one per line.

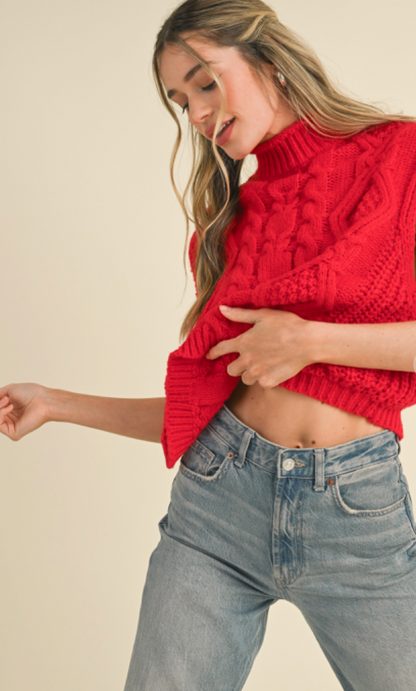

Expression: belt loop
xmin=234 ymin=428 xmax=255 ymax=469
xmin=313 ymin=448 xmax=325 ymax=492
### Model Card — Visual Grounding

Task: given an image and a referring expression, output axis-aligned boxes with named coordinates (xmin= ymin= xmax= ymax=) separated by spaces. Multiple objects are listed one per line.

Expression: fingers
xmin=0 ymin=396 xmax=14 ymax=416
xmin=0 ymin=401 xmax=15 ymax=439
xmin=0 ymin=403 xmax=13 ymax=416
xmin=207 ymin=336 xmax=240 ymax=359
xmin=227 ymin=359 xmax=250 ymax=379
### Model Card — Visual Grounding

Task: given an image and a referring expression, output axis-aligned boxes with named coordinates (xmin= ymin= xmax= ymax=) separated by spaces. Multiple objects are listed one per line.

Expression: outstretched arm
xmin=0 ymin=382 xmax=165 ymax=443
xmin=45 ymin=388 xmax=166 ymax=443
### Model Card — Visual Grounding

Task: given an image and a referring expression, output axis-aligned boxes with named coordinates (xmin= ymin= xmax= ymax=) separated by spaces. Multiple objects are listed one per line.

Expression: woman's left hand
xmin=205 ymin=305 xmax=316 ymax=388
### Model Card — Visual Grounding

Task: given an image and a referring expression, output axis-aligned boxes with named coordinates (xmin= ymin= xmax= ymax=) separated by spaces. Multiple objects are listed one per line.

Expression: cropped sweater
xmin=161 ymin=117 xmax=416 ymax=469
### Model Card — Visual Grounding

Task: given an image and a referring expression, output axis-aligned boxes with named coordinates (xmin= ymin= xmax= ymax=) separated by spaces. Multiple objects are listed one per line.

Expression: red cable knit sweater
xmin=161 ymin=117 xmax=416 ymax=469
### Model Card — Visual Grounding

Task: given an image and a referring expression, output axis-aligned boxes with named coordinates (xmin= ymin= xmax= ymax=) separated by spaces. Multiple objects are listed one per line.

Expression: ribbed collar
xmin=250 ymin=117 xmax=340 ymax=179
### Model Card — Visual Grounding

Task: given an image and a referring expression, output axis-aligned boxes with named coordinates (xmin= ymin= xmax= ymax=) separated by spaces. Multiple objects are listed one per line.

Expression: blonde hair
xmin=152 ymin=0 xmax=416 ymax=342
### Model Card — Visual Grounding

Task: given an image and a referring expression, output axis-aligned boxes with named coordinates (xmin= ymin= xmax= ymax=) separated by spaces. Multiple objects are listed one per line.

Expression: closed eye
xmin=182 ymin=80 xmax=217 ymax=114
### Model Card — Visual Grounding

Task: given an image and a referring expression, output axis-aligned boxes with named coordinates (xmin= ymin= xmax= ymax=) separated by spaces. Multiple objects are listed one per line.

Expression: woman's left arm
xmin=208 ymin=232 xmax=416 ymax=382
xmin=205 ymin=304 xmax=416 ymax=390
xmin=317 ymin=227 xmax=416 ymax=374
xmin=307 ymin=318 xmax=416 ymax=373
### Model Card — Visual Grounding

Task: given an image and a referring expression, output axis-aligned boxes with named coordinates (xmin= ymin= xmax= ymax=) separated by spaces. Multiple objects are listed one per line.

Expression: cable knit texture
xmin=161 ymin=117 xmax=416 ymax=469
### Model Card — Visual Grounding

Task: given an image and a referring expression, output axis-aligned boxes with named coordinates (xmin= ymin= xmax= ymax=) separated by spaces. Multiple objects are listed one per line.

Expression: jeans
xmin=123 ymin=403 xmax=416 ymax=691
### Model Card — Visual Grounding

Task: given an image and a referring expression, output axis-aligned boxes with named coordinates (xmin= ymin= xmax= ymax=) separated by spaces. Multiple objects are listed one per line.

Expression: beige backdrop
xmin=1 ymin=1 xmax=416 ymax=689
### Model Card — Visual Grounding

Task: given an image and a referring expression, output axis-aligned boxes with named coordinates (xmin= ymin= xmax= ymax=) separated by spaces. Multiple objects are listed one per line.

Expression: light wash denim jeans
xmin=123 ymin=403 xmax=416 ymax=691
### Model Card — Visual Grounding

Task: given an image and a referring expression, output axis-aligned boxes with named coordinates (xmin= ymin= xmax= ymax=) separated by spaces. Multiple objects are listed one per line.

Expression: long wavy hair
xmin=152 ymin=0 xmax=416 ymax=342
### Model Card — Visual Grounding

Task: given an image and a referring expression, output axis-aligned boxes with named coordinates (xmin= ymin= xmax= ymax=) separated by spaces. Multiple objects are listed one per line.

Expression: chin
xmin=220 ymin=143 xmax=254 ymax=161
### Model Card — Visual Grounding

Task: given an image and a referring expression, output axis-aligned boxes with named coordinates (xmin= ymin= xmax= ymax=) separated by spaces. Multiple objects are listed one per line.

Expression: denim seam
xmin=404 ymin=498 xmax=416 ymax=540
xmin=277 ymin=479 xmax=307 ymax=584
xmin=399 ymin=480 xmax=416 ymax=540
xmin=404 ymin=496 xmax=416 ymax=539
xmin=394 ymin=456 xmax=416 ymax=536
xmin=296 ymin=480 xmax=307 ymax=583
xmin=272 ymin=473 xmax=282 ymax=579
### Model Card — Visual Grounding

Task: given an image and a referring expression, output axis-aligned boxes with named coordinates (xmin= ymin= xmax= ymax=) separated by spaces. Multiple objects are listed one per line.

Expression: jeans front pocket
xmin=330 ymin=454 xmax=407 ymax=517
xmin=179 ymin=433 xmax=234 ymax=483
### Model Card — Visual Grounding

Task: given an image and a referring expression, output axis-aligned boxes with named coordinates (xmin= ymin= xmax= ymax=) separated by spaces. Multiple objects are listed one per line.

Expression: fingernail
xmin=219 ymin=305 xmax=230 ymax=311
xmin=0 ymin=396 xmax=8 ymax=402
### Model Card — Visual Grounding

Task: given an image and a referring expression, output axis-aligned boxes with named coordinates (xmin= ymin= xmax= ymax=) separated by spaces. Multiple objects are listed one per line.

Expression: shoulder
xmin=343 ymin=121 xmax=416 ymax=185
xmin=353 ymin=119 xmax=416 ymax=153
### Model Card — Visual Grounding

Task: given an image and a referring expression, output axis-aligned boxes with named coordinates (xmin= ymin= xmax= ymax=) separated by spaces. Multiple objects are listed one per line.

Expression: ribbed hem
xmin=161 ymin=352 xmax=238 ymax=469
xmin=162 ymin=364 xmax=405 ymax=469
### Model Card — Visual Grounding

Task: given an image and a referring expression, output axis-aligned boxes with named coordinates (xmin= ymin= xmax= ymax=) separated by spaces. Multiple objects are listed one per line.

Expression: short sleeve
xmin=399 ymin=122 xmax=416 ymax=243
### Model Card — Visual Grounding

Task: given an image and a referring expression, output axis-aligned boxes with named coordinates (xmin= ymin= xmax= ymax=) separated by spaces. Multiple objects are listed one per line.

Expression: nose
xmin=188 ymin=97 xmax=213 ymax=129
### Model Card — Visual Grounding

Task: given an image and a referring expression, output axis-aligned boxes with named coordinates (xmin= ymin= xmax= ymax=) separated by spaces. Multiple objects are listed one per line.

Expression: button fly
xmin=282 ymin=458 xmax=295 ymax=471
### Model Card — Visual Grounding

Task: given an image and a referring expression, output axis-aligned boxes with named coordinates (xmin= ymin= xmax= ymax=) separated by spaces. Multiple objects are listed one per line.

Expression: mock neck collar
xmin=250 ymin=117 xmax=339 ymax=179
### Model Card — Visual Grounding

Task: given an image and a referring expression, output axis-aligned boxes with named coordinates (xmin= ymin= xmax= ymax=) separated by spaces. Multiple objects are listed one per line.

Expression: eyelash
xmin=182 ymin=80 xmax=217 ymax=113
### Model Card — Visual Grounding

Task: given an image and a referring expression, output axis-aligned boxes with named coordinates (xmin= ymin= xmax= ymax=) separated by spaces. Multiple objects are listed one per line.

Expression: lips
xmin=206 ymin=118 xmax=235 ymax=140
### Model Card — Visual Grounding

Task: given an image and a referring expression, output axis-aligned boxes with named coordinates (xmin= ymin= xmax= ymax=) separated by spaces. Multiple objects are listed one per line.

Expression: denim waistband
xmin=205 ymin=403 xmax=400 ymax=491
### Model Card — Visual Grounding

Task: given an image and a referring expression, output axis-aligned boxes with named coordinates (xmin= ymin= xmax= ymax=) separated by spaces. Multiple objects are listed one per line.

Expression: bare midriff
xmin=224 ymin=378 xmax=386 ymax=449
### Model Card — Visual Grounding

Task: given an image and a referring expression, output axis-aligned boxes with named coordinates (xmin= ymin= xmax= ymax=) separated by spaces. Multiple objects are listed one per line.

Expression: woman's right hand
xmin=0 ymin=383 xmax=50 ymax=441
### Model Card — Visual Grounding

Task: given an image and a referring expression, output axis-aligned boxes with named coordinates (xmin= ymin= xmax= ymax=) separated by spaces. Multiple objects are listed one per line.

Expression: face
xmin=159 ymin=35 xmax=299 ymax=160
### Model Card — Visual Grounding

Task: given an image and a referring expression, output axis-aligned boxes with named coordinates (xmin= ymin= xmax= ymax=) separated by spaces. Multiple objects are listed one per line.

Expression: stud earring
xmin=277 ymin=70 xmax=287 ymax=87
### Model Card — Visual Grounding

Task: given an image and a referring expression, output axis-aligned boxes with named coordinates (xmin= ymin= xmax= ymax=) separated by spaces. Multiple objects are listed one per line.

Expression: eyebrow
xmin=167 ymin=61 xmax=214 ymax=99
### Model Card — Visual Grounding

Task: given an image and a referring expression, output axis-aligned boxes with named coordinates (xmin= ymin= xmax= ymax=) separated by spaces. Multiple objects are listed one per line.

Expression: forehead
xmin=160 ymin=35 xmax=222 ymax=66
xmin=159 ymin=39 xmax=239 ymax=87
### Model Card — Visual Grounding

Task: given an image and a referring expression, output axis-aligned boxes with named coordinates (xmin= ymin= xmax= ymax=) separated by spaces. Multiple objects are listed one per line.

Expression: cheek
xmin=222 ymin=74 xmax=252 ymax=112
xmin=229 ymin=80 xmax=271 ymax=121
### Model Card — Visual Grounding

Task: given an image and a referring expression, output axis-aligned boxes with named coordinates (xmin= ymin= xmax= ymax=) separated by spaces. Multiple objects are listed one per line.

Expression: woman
xmin=1 ymin=0 xmax=416 ymax=688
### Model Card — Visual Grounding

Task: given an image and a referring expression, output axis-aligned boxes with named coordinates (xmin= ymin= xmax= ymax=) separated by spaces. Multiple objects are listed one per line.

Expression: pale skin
xmin=0 ymin=34 xmax=415 ymax=448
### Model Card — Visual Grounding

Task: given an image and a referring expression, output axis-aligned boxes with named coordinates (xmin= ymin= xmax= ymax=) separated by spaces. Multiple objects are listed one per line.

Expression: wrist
xmin=303 ymin=319 xmax=327 ymax=365
xmin=42 ymin=386 xmax=72 ymax=423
